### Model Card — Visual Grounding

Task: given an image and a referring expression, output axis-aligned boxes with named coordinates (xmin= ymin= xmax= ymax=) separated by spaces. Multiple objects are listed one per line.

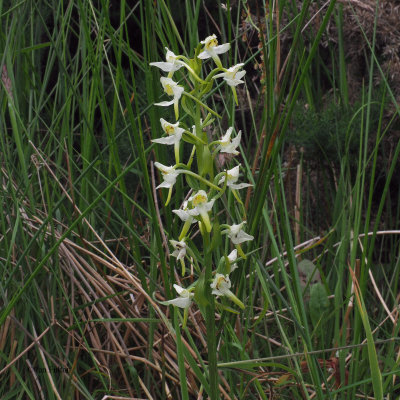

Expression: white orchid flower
xmin=210 ymin=273 xmax=244 ymax=309
xmin=218 ymin=165 xmax=253 ymax=190
xmin=214 ymin=63 xmax=246 ymax=87
xmin=223 ymin=221 xmax=254 ymax=245
xmin=153 ymin=118 xmax=184 ymax=145
xmin=155 ymin=77 xmax=184 ymax=120
xmin=150 ymin=48 xmax=185 ymax=74
xmin=188 ymin=190 xmax=215 ymax=233
xmin=173 ymin=201 xmax=193 ymax=222
xmin=162 ymin=283 xmax=194 ymax=327
xmin=198 ymin=34 xmax=230 ymax=67
xmin=217 ymin=127 xmax=241 ymax=155
xmin=173 ymin=200 xmax=196 ymax=240
xmin=163 ymin=284 xmax=194 ymax=309
xmin=213 ymin=63 xmax=246 ymax=104
xmin=154 ymin=162 xmax=180 ymax=205
xmin=152 ymin=118 xmax=184 ymax=163
xmin=228 ymin=249 xmax=238 ymax=263
xmin=170 ymin=239 xmax=187 ymax=260
xmin=154 ymin=162 xmax=179 ymax=189
xmin=211 ymin=273 xmax=231 ymax=296
xmin=227 ymin=249 xmax=239 ymax=271
xmin=170 ymin=239 xmax=188 ymax=275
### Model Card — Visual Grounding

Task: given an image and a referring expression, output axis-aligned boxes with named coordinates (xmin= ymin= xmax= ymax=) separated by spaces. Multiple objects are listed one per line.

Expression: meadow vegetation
xmin=1 ymin=0 xmax=400 ymax=399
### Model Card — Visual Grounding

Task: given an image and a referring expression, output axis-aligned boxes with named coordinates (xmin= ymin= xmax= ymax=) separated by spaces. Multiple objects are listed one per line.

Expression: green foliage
xmin=309 ymin=283 xmax=329 ymax=330
xmin=287 ymin=87 xmax=386 ymax=168
xmin=1 ymin=0 xmax=400 ymax=399
xmin=287 ymin=100 xmax=358 ymax=163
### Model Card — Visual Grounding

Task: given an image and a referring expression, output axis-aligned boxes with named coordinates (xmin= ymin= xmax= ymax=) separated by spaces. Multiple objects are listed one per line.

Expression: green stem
xmin=186 ymin=145 xmax=196 ymax=169
xmin=185 ymin=247 xmax=202 ymax=273
xmin=176 ymin=169 xmax=223 ymax=192
xmin=183 ymin=129 xmax=207 ymax=145
xmin=8 ymin=99 xmax=33 ymax=206
xmin=210 ymin=172 xmax=228 ymax=200
xmin=174 ymin=311 xmax=190 ymax=400
xmin=194 ymin=102 xmax=203 ymax=178
xmin=203 ymin=232 xmax=219 ymax=399
xmin=176 ymin=59 xmax=208 ymax=84
xmin=183 ymin=92 xmax=222 ymax=118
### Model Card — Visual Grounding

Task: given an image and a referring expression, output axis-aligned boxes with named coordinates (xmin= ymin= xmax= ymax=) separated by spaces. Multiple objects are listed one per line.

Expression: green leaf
xmin=181 ymin=95 xmax=196 ymax=119
xmin=309 ymin=283 xmax=329 ymax=328
xmin=185 ymin=173 xmax=202 ymax=190
xmin=298 ymin=259 xmax=320 ymax=285
xmin=297 ymin=259 xmax=321 ymax=301
xmin=210 ymin=219 xmax=221 ymax=252
xmin=194 ymin=268 xmax=210 ymax=307
xmin=201 ymin=145 xmax=213 ymax=177
xmin=182 ymin=131 xmax=199 ymax=145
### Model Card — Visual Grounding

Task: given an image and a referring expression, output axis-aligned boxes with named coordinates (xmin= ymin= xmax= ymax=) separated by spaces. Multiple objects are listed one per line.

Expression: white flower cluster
xmin=150 ymin=35 xmax=253 ymax=312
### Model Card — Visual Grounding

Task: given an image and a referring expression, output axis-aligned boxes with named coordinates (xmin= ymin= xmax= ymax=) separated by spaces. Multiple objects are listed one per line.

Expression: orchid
xmin=173 ymin=200 xmax=193 ymax=222
xmin=210 ymin=273 xmax=231 ymax=296
xmin=173 ymin=200 xmax=196 ymax=240
xmin=149 ymin=48 xmax=186 ymax=76
xmin=163 ymin=284 xmax=194 ymax=309
xmin=213 ymin=63 xmax=246 ymax=87
xmin=198 ymin=34 xmax=230 ymax=67
xmin=216 ymin=127 xmax=241 ymax=155
xmin=210 ymin=273 xmax=244 ymax=309
xmin=162 ymin=283 xmax=194 ymax=328
xmin=152 ymin=118 xmax=184 ymax=163
xmin=170 ymin=239 xmax=187 ymax=260
xmin=154 ymin=162 xmax=180 ymax=205
xmin=222 ymin=221 xmax=254 ymax=245
xmin=218 ymin=165 xmax=253 ymax=190
xmin=213 ymin=63 xmax=246 ymax=104
xmin=154 ymin=162 xmax=179 ymax=189
xmin=155 ymin=77 xmax=184 ymax=120
xmin=170 ymin=239 xmax=187 ymax=275
xmin=149 ymin=36 xmax=252 ymax=396
xmin=154 ymin=118 xmax=184 ymax=144
xmin=227 ymin=249 xmax=239 ymax=272
xmin=150 ymin=47 xmax=204 ymax=83
xmin=188 ymin=190 xmax=215 ymax=233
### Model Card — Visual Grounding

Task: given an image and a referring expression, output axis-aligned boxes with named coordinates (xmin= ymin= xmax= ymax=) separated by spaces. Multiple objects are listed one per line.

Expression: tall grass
xmin=0 ymin=0 xmax=399 ymax=399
